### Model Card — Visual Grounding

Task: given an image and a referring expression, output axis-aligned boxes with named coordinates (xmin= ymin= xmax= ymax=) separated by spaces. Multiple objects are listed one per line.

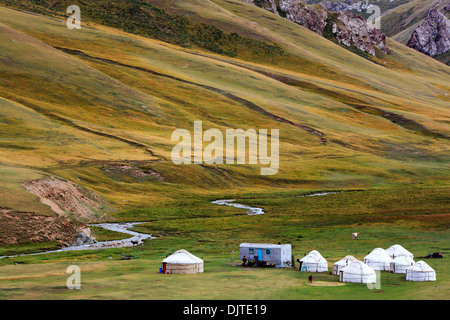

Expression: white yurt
xmin=299 ymin=250 xmax=328 ymax=272
xmin=406 ymin=261 xmax=436 ymax=282
xmin=161 ymin=249 xmax=204 ymax=274
xmin=339 ymin=261 xmax=377 ymax=284
xmin=390 ymin=255 xmax=415 ymax=274
xmin=364 ymin=248 xmax=393 ymax=271
xmin=385 ymin=244 xmax=414 ymax=259
xmin=332 ymin=255 xmax=359 ymax=276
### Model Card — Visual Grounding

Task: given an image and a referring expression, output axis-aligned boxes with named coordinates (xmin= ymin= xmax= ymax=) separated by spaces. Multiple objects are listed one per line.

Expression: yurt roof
xmin=392 ymin=255 xmax=415 ymax=265
xmin=341 ymin=261 xmax=375 ymax=275
xmin=364 ymin=248 xmax=393 ymax=262
xmin=385 ymin=244 xmax=414 ymax=257
xmin=300 ymin=250 xmax=327 ymax=263
xmin=162 ymin=250 xmax=203 ymax=264
xmin=407 ymin=261 xmax=435 ymax=272
xmin=334 ymin=255 xmax=358 ymax=266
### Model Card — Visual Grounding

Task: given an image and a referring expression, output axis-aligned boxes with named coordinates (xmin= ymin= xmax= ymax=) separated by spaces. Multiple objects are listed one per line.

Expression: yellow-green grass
xmin=0 ymin=255 xmax=447 ymax=300
xmin=0 ymin=2 xmax=448 ymax=204
xmin=1 ymin=187 xmax=449 ymax=299
xmin=0 ymin=2 xmax=448 ymax=224
xmin=0 ymin=1 xmax=448 ymax=300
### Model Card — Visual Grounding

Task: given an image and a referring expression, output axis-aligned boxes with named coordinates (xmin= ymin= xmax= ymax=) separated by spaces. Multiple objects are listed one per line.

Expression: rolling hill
xmin=0 ymin=0 xmax=448 ymax=247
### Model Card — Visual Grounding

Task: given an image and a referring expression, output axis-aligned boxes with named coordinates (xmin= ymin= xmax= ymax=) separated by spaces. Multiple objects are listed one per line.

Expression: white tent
xmin=332 ymin=255 xmax=359 ymax=275
xmin=390 ymin=255 xmax=415 ymax=274
xmin=339 ymin=261 xmax=377 ymax=284
xmin=161 ymin=249 xmax=204 ymax=274
xmin=406 ymin=261 xmax=436 ymax=282
xmin=299 ymin=250 xmax=328 ymax=272
xmin=385 ymin=244 xmax=414 ymax=259
xmin=364 ymin=248 xmax=393 ymax=271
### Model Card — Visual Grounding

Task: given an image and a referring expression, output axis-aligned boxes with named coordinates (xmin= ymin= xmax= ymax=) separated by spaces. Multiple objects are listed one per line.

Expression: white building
xmin=299 ymin=250 xmax=328 ymax=272
xmin=385 ymin=244 xmax=414 ymax=259
xmin=390 ymin=255 xmax=415 ymax=274
xmin=239 ymin=243 xmax=292 ymax=267
xmin=406 ymin=261 xmax=436 ymax=281
xmin=364 ymin=248 xmax=393 ymax=271
xmin=339 ymin=261 xmax=377 ymax=284
xmin=332 ymin=255 xmax=359 ymax=275
xmin=161 ymin=249 xmax=204 ymax=274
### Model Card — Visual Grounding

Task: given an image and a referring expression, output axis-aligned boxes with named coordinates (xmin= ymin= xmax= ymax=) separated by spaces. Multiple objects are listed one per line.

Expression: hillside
xmin=0 ymin=0 xmax=449 ymax=246
xmin=381 ymin=0 xmax=448 ymax=41
xmin=291 ymin=1 xmax=450 ymax=65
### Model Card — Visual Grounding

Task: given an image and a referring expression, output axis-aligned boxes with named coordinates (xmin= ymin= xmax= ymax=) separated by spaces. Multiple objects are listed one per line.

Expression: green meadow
xmin=0 ymin=0 xmax=449 ymax=300
xmin=1 ymin=187 xmax=449 ymax=300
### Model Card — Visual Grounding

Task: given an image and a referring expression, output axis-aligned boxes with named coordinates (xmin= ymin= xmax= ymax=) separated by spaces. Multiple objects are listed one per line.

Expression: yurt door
xmin=258 ymin=249 xmax=263 ymax=261
xmin=162 ymin=262 xmax=167 ymax=273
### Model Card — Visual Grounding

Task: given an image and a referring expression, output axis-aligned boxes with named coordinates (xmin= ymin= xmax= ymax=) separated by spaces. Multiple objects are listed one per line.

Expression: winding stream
xmin=296 ymin=191 xmax=341 ymax=197
xmin=211 ymin=199 xmax=265 ymax=215
xmin=1 ymin=192 xmax=340 ymax=259
xmin=0 ymin=222 xmax=155 ymax=259
xmin=211 ymin=191 xmax=342 ymax=215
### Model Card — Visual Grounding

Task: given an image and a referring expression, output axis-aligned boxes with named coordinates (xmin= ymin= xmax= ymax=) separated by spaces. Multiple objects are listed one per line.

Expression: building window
xmin=266 ymin=249 xmax=271 ymax=255
xmin=249 ymin=248 xmax=254 ymax=255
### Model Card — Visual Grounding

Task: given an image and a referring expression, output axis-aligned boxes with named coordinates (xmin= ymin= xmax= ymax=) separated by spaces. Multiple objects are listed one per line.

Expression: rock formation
xmin=407 ymin=5 xmax=450 ymax=57
xmin=322 ymin=0 xmax=372 ymax=13
xmin=238 ymin=0 xmax=390 ymax=56
xmin=331 ymin=10 xmax=390 ymax=55
xmin=285 ymin=1 xmax=329 ymax=35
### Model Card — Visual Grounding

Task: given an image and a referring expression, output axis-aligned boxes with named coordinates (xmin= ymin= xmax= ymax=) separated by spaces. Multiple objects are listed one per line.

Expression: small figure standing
xmin=242 ymin=255 xmax=247 ymax=266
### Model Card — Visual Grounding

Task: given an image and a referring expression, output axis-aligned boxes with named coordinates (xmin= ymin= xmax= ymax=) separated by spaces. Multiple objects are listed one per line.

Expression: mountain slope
xmin=0 ymin=0 xmax=449 ymax=245
xmin=381 ymin=0 xmax=447 ymax=40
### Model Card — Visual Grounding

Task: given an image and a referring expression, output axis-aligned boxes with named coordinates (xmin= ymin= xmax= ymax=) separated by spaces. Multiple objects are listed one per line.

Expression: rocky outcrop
xmin=322 ymin=0 xmax=372 ymax=13
xmin=407 ymin=6 xmax=450 ymax=57
xmin=239 ymin=0 xmax=390 ymax=56
xmin=71 ymin=225 xmax=97 ymax=246
xmin=331 ymin=10 xmax=390 ymax=55
xmin=285 ymin=2 xmax=329 ymax=35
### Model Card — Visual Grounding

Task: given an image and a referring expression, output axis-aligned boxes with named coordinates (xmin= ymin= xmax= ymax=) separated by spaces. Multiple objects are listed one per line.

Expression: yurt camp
xmin=385 ymin=244 xmax=414 ymax=259
xmin=298 ymin=250 xmax=328 ymax=272
xmin=161 ymin=250 xmax=204 ymax=274
xmin=332 ymin=255 xmax=358 ymax=276
xmin=390 ymin=255 xmax=415 ymax=274
xmin=339 ymin=261 xmax=377 ymax=284
xmin=406 ymin=261 xmax=436 ymax=282
xmin=364 ymin=248 xmax=393 ymax=271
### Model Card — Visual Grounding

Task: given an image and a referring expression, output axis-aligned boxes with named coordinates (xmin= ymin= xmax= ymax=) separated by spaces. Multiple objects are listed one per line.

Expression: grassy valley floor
xmin=1 ymin=187 xmax=449 ymax=300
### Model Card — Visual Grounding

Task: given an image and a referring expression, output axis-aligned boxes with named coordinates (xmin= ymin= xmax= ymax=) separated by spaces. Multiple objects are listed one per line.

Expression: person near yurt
xmin=299 ymin=250 xmax=328 ymax=272
xmin=390 ymin=255 xmax=415 ymax=274
xmin=385 ymin=244 xmax=414 ymax=259
xmin=161 ymin=249 xmax=204 ymax=274
xmin=406 ymin=261 xmax=436 ymax=281
xmin=332 ymin=255 xmax=358 ymax=276
xmin=363 ymin=248 xmax=393 ymax=271
xmin=339 ymin=261 xmax=377 ymax=284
